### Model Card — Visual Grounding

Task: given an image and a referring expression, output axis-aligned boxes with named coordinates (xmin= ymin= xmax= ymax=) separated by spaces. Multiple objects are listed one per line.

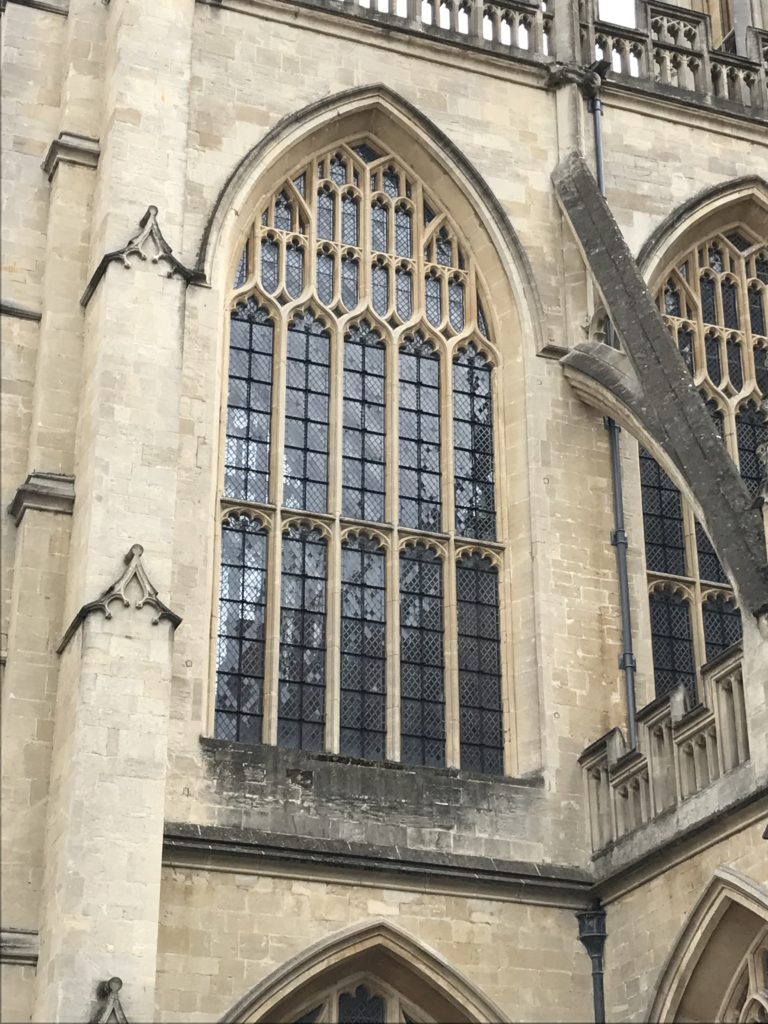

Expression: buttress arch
xmin=646 ymin=866 xmax=768 ymax=1023
xmin=218 ymin=918 xmax=507 ymax=1024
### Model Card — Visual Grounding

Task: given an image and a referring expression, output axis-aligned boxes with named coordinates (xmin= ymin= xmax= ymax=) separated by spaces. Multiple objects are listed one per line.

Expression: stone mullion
xmin=263 ymin=512 xmax=284 ymax=746
xmin=443 ymin=541 xmax=461 ymax=768
xmin=737 ymin=252 xmax=758 ymax=391
xmin=413 ymin=180 xmax=426 ymax=317
xmin=360 ymin=168 xmax=372 ymax=307
xmin=324 ymin=518 xmax=342 ymax=753
xmin=387 ymin=536 xmax=402 ymax=762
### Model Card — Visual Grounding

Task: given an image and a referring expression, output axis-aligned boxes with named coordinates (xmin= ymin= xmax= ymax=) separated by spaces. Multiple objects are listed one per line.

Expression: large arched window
xmin=214 ymin=139 xmax=507 ymax=774
xmin=640 ymin=223 xmax=767 ymax=702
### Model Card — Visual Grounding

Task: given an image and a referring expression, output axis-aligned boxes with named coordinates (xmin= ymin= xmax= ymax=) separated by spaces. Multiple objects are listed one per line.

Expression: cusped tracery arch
xmin=647 ymin=867 xmax=768 ymax=1023
xmin=219 ymin=919 xmax=507 ymax=1024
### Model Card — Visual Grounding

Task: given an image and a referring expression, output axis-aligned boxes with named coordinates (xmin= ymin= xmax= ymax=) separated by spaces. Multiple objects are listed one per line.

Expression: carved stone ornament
xmin=752 ymin=436 xmax=768 ymax=509
xmin=57 ymin=544 xmax=182 ymax=653
xmin=80 ymin=206 xmax=205 ymax=307
xmin=92 ymin=977 xmax=129 ymax=1024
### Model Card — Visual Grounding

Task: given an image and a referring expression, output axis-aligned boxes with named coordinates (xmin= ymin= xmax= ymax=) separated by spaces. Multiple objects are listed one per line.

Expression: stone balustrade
xmin=580 ymin=645 xmax=749 ymax=852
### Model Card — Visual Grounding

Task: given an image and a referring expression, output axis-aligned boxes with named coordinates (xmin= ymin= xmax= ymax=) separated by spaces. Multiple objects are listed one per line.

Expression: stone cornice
xmin=0 ymin=301 xmax=42 ymax=322
xmin=0 ymin=928 xmax=38 ymax=966
xmin=41 ymin=131 xmax=99 ymax=182
xmin=7 ymin=472 xmax=75 ymax=526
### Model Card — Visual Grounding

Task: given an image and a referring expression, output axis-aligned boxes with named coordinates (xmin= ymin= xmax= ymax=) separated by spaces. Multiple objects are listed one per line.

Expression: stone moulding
xmin=57 ymin=543 xmax=182 ymax=654
xmin=7 ymin=471 xmax=75 ymax=526
xmin=80 ymin=206 xmax=206 ymax=308
xmin=41 ymin=131 xmax=100 ymax=182
xmin=92 ymin=977 xmax=129 ymax=1024
xmin=0 ymin=927 xmax=38 ymax=966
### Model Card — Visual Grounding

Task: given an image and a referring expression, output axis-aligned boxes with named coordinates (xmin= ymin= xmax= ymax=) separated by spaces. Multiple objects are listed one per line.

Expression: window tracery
xmin=288 ymin=976 xmax=435 ymax=1024
xmin=640 ymin=224 xmax=767 ymax=700
xmin=215 ymin=139 xmax=506 ymax=774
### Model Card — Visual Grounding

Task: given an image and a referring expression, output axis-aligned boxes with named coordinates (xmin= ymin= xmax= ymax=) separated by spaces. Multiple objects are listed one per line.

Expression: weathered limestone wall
xmin=155 ymin=865 xmax=593 ymax=1023
xmin=603 ymin=815 xmax=768 ymax=1021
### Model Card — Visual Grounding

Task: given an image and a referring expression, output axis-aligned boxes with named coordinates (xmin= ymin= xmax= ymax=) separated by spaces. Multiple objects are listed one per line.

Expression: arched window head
xmin=215 ymin=138 xmax=507 ymax=775
xmin=638 ymin=221 xmax=764 ymax=701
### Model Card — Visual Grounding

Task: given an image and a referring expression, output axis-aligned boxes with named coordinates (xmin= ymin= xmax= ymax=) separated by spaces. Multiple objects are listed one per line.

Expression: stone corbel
xmin=92 ymin=978 xmax=129 ymax=1024
xmin=80 ymin=206 xmax=205 ymax=308
xmin=7 ymin=472 xmax=75 ymax=526
xmin=57 ymin=544 xmax=182 ymax=654
xmin=42 ymin=131 xmax=100 ymax=183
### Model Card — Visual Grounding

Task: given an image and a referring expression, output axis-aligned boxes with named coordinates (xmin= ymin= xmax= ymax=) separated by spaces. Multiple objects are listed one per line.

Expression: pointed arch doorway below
xmin=219 ymin=919 xmax=506 ymax=1024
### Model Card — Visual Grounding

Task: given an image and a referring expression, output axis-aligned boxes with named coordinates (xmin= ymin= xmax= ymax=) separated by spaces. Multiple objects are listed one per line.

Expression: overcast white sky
xmin=598 ymin=0 xmax=637 ymax=26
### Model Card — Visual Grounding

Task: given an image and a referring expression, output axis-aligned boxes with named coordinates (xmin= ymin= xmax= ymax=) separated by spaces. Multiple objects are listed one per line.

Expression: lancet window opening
xmin=214 ymin=139 xmax=507 ymax=774
xmin=288 ymin=974 xmax=436 ymax=1024
xmin=640 ymin=224 xmax=767 ymax=702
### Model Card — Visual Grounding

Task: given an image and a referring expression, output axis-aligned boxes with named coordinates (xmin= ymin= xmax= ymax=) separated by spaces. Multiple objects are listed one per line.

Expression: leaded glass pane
xmin=695 ymin=522 xmax=727 ymax=584
xmin=400 ymin=545 xmax=445 ymax=768
xmin=701 ymin=275 xmax=717 ymax=324
xmin=457 ymin=554 xmax=503 ymax=775
xmin=702 ymin=594 xmax=742 ymax=663
xmin=727 ymin=337 xmax=743 ymax=391
xmin=722 ymin=279 xmax=739 ymax=329
xmin=396 ymin=266 xmax=412 ymax=321
xmin=317 ymin=250 xmax=334 ymax=305
xmin=338 ymin=986 xmax=385 ymax=1024
xmin=342 ymin=256 xmax=359 ymax=309
xmin=399 ymin=334 xmax=441 ymax=531
xmin=372 ymin=262 xmax=389 ymax=316
xmin=341 ymin=194 xmax=359 ymax=246
xmin=372 ymin=201 xmax=388 ymax=252
xmin=477 ymin=301 xmax=489 ymax=337
xmin=275 ymin=191 xmax=293 ymax=231
xmin=285 ymin=244 xmax=304 ymax=298
xmin=649 ymin=590 xmax=696 ymax=703
xmin=727 ymin=231 xmax=752 ymax=252
xmin=395 ymin=206 xmax=412 ymax=257
xmin=343 ymin=323 xmax=386 ymax=523
xmin=329 ymin=154 xmax=347 ymax=185
xmin=382 ymin=167 xmax=400 ymax=198
xmin=449 ymin=278 xmax=465 ymax=332
xmin=425 ymin=274 xmax=441 ymax=326
xmin=757 ymin=253 xmax=768 ymax=284
xmin=340 ymin=537 xmax=386 ymax=760
xmin=639 ymin=448 xmax=686 ymax=576
xmin=454 ymin=345 xmax=496 ymax=540
xmin=736 ymin=401 xmax=768 ymax=496
xmin=284 ymin=313 xmax=330 ymax=512
xmin=225 ymin=301 xmax=274 ymax=502
xmin=664 ymin=281 xmax=681 ymax=316
xmin=750 ymin=284 xmax=766 ymax=336
xmin=278 ymin=525 xmax=327 ymax=751
xmin=756 ymin=345 xmax=768 ymax=396
xmin=317 ymin=189 xmax=335 ymax=240
xmin=234 ymin=242 xmax=248 ymax=288
xmin=215 ymin=515 xmax=268 ymax=743
xmin=436 ymin=227 xmax=452 ymax=267
xmin=677 ymin=326 xmax=695 ymax=374
xmin=708 ymin=244 xmax=724 ymax=272
xmin=261 ymin=237 xmax=279 ymax=293
xmin=705 ymin=331 xmax=722 ymax=385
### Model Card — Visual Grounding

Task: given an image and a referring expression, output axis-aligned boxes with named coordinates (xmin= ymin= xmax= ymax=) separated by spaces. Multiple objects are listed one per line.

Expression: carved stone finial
xmin=57 ymin=544 xmax=182 ymax=653
xmin=93 ymin=977 xmax=129 ymax=1024
xmin=80 ymin=206 xmax=204 ymax=307
xmin=753 ymin=438 xmax=768 ymax=510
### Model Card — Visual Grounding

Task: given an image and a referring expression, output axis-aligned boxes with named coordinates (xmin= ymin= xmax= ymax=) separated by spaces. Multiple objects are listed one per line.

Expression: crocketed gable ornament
xmin=92 ymin=978 xmax=129 ymax=1024
xmin=57 ymin=544 xmax=182 ymax=653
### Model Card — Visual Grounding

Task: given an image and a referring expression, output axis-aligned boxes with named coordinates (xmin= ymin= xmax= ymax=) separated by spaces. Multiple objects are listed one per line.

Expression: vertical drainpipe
xmin=578 ymin=901 xmax=608 ymax=1024
xmin=582 ymin=62 xmax=639 ymax=751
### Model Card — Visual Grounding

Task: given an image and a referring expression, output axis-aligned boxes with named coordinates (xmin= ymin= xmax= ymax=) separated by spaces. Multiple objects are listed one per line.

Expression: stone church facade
xmin=1 ymin=0 xmax=767 ymax=1021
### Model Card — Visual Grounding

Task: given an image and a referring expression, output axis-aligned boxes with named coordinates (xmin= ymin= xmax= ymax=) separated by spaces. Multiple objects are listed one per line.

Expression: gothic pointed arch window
xmin=640 ymin=222 xmax=767 ymax=701
xmin=214 ymin=139 xmax=507 ymax=774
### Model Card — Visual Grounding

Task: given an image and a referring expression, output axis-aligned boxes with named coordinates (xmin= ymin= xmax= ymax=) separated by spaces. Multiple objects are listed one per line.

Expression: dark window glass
xmin=755 ymin=345 xmax=768 ymax=396
xmin=343 ymin=323 xmax=386 ymax=523
xmin=278 ymin=525 xmax=327 ymax=751
xmin=639 ymin=448 xmax=686 ymax=576
xmin=329 ymin=154 xmax=347 ymax=185
xmin=292 ymin=174 xmax=306 ymax=197
xmin=338 ymin=986 xmax=385 ymax=1024
xmin=677 ymin=326 xmax=695 ymax=374
xmin=701 ymin=275 xmax=717 ymax=324
xmin=700 ymin=392 xmax=724 ymax=438
xmin=371 ymin=201 xmax=388 ymax=252
xmin=702 ymin=595 xmax=742 ymax=663
xmin=400 ymin=545 xmax=445 ymax=768
xmin=215 ymin=515 xmax=268 ymax=744
xmin=727 ymin=337 xmax=743 ymax=391
xmin=382 ymin=167 xmax=400 ymax=197
xmin=695 ymin=522 xmax=727 ymax=584
xmin=449 ymin=278 xmax=465 ymax=332
xmin=454 ymin=344 xmax=496 ymax=540
xmin=294 ymin=1007 xmax=322 ymax=1024
xmin=372 ymin=261 xmax=389 ymax=316
xmin=285 ymin=244 xmax=304 ymax=298
xmin=477 ymin=301 xmax=489 ymax=337
xmin=341 ymin=194 xmax=359 ymax=246
xmin=708 ymin=244 xmax=724 ymax=272
xmin=425 ymin=274 xmax=442 ymax=326
xmin=284 ymin=313 xmax=330 ymax=512
xmin=261 ymin=237 xmax=279 ymax=293
xmin=225 ymin=301 xmax=274 ymax=502
xmin=736 ymin=401 xmax=768 ymax=496
xmin=395 ymin=266 xmax=412 ymax=321
xmin=757 ymin=253 xmax=768 ymax=284
xmin=342 ymin=256 xmax=359 ymax=309
xmin=395 ymin=206 xmax=412 ymax=257
xmin=436 ymin=228 xmax=453 ymax=267
xmin=749 ymin=284 xmax=766 ymax=336
xmin=423 ymin=200 xmax=436 ymax=224
xmin=274 ymin=191 xmax=293 ymax=231
xmin=705 ymin=331 xmax=722 ymax=385
xmin=353 ymin=142 xmax=380 ymax=163
xmin=664 ymin=282 xmax=681 ymax=316
xmin=727 ymin=231 xmax=751 ymax=252
xmin=649 ymin=590 xmax=696 ymax=703
xmin=317 ymin=250 xmax=334 ymax=305
xmin=340 ymin=536 xmax=386 ymax=760
xmin=457 ymin=554 xmax=503 ymax=775
xmin=234 ymin=242 xmax=248 ymax=288
xmin=317 ymin=189 xmax=335 ymax=240
xmin=399 ymin=334 xmax=441 ymax=531
xmin=722 ymin=279 xmax=740 ymax=329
